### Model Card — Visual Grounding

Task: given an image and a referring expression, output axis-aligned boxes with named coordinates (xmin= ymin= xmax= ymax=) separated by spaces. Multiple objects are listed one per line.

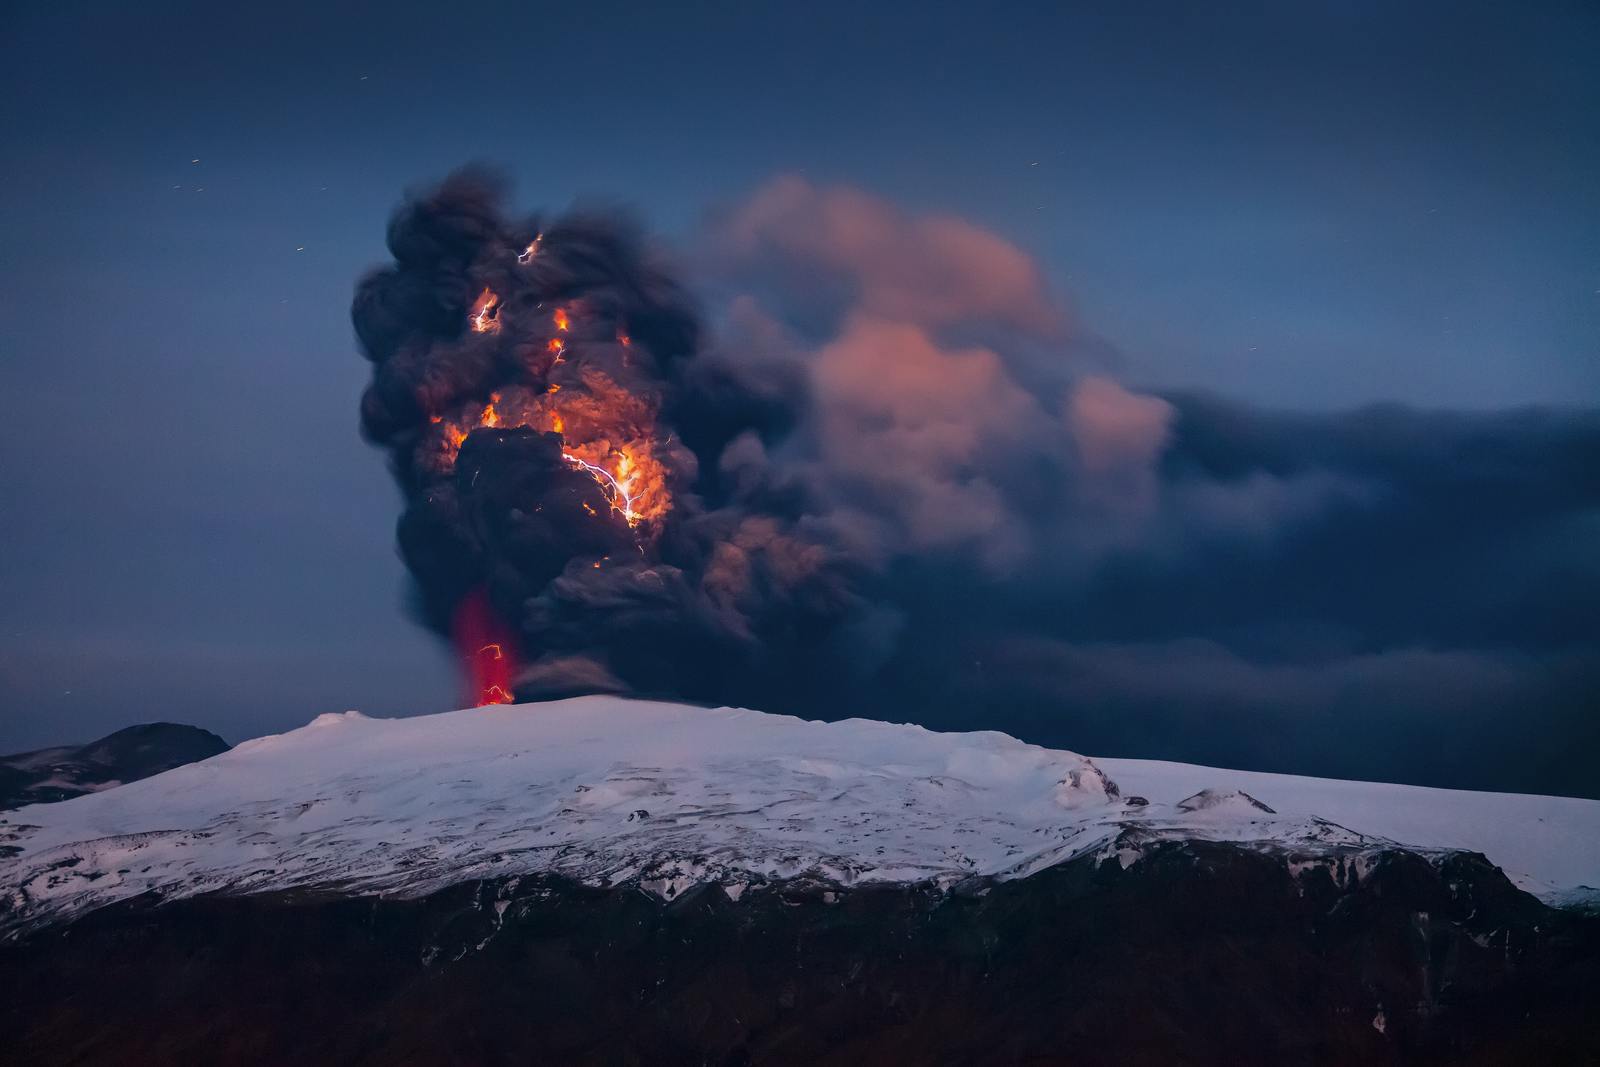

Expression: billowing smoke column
xmin=354 ymin=169 xmax=862 ymax=707
xmin=349 ymin=170 xmax=1600 ymax=797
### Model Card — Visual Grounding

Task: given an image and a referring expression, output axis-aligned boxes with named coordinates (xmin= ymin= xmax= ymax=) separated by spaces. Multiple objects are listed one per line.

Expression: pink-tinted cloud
xmin=1064 ymin=376 xmax=1174 ymax=511
xmin=716 ymin=176 xmax=1064 ymax=336
xmin=706 ymin=182 xmax=1184 ymax=565
xmin=812 ymin=315 xmax=1044 ymax=567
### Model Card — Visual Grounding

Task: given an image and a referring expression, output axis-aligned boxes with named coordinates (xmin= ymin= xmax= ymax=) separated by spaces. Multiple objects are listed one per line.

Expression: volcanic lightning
xmin=469 ymin=288 xmax=501 ymax=333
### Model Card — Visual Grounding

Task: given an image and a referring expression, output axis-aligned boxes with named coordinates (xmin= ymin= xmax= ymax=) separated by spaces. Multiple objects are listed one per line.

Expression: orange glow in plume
xmin=429 ymin=301 xmax=670 ymax=532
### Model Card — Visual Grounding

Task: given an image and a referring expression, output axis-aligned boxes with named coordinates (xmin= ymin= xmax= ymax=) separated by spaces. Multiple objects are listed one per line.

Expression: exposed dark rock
xmin=2 ymin=840 xmax=1595 ymax=1065
xmin=1177 ymin=788 xmax=1276 ymax=814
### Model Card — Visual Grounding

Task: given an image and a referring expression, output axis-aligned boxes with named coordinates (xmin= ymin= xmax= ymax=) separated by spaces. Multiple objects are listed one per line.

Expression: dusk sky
xmin=2 ymin=3 xmax=1595 ymax=796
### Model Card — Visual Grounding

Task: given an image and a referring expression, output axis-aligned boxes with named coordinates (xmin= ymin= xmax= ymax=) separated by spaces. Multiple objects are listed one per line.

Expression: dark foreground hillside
xmin=4 ymin=840 xmax=1596 ymax=1065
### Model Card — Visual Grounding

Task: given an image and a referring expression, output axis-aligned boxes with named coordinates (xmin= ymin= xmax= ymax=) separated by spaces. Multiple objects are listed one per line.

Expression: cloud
xmin=710 ymin=175 xmax=1064 ymax=337
xmin=960 ymin=636 xmax=1600 ymax=795
xmin=354 ymin=170 xmax=1600 ymax=798
xmin=1065 ymin=376 xmax=1174 ymax=512
xmin=704 ymin=180 xmax=1182 ymax=569
xmin=811 ymin=315 xmax=1044 ymax=568
xmin=692 ymin=178 xmax=1600 ymax=796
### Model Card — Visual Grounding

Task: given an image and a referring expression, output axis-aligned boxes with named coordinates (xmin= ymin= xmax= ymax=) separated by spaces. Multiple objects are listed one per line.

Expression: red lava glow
xmin=452 ymin=587 xmax=518 ymax=706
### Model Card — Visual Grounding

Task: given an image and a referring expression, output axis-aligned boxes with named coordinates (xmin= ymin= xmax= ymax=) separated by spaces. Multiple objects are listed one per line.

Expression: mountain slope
xmin=4 ymin=697 xmax=1597 ymax=935
xmin=0 ymin=723 xmax=229 ymax=810
xmin=1094 ymin=756 xmax=1600 ymax=905
xmin=3 ymin=698 xmax=1598 ymax=1063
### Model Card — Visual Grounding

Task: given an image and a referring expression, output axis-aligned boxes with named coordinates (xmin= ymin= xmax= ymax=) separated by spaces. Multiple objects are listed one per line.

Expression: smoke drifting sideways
xmin=353 ymin=169 xmax=868 ymax=708
xmin=354 ymin=169 xmax=1600 ymax=797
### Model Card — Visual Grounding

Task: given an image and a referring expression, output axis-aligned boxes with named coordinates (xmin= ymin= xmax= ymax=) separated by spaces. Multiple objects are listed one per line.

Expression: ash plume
xmin=355 ymin=168 xmax=1600 ymax=799
xmin=353 ymin=169 xmax=866 ymax=706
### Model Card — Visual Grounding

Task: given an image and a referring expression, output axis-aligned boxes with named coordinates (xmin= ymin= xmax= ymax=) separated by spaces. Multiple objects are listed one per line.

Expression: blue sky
xmin=1 ymin=2 xmax=1594 ymax=786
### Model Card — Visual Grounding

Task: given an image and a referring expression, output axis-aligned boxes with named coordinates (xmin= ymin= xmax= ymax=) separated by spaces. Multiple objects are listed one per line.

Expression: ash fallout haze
xmin=2 ymin=0 xmax=1598 ymax=803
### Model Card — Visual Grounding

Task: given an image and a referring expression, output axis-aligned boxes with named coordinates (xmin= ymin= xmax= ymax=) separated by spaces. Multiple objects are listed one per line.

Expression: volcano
xmin=2 ymin=699 xmax=1597 ymax=1063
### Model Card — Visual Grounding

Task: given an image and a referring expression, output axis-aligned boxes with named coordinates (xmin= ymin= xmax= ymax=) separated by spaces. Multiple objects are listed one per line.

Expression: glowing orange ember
xmin=429 ymin=378 xmax=671 ymax=530
xmin=553 ymin=307 xmax=570 ymax=332
xmin=470 ymin=288 xmax=501 ymax=333
xmin=480 ymin=393 xmax=503 ymax=427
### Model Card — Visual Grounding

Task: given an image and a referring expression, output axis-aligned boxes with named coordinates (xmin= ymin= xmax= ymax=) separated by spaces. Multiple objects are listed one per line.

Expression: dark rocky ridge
xmin=0 ymin=723 xmax=229 ymax=810
xmin=3 ymin=840 xmax=1595 ymax=1065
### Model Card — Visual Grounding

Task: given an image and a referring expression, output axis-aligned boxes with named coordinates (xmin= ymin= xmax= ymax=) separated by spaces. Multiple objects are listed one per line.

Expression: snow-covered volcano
xmin=3 ymin=697 xmax=1597 ymax=934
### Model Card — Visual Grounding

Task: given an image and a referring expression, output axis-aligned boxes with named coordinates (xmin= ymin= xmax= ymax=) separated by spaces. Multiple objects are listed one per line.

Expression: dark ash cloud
xmin=353 ymin=169 xmax=875 ymax=711
xmin=355 ymin=171 xmax=1600 ymax=798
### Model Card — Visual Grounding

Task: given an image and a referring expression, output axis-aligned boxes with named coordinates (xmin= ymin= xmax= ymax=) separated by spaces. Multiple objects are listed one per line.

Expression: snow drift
xmin=3 ymin=697 xmax=1597 ymax=934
